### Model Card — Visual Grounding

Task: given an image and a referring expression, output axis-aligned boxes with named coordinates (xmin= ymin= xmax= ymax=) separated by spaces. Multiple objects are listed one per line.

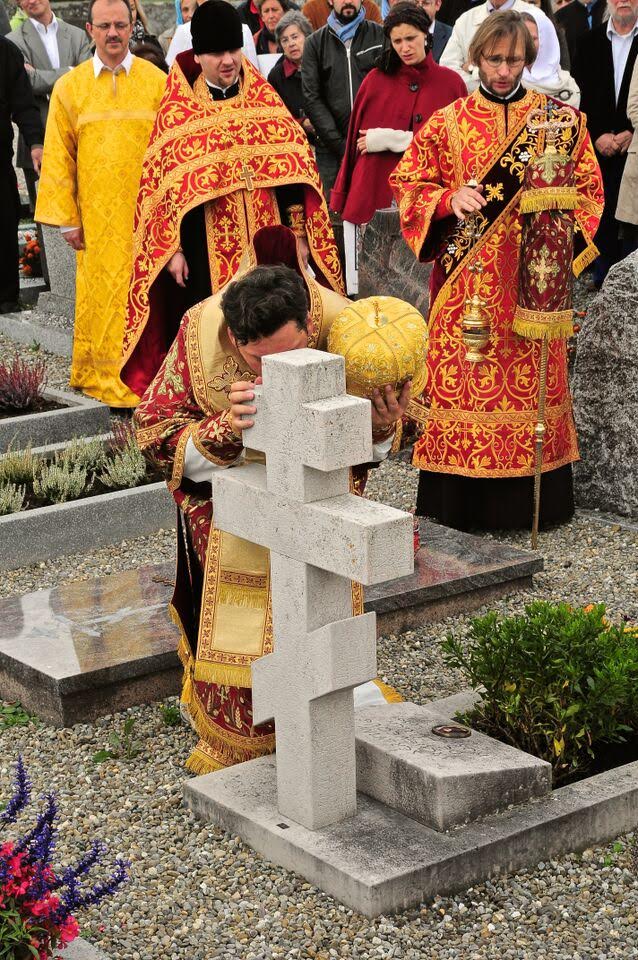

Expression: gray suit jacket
xmin=431 ymin=20 xmax=452 ymax=64
xmin=6 ymin=16 xmax=91 ymax=167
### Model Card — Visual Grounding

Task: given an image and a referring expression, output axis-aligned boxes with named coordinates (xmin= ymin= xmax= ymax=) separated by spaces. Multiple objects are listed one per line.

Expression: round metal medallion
xmin=431 ymin=723 xmax=472 ymax=739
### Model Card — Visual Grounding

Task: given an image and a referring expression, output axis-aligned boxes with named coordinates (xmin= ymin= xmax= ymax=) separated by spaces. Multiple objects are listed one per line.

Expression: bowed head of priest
xmin=224 ymin=265 xmax=411 ymax=437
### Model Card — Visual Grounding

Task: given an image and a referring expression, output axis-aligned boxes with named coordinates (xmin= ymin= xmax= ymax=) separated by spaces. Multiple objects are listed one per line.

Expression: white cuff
xmin=183 ymin=436 xmax=243 ymax=483
xmin=366 ymin=128 xmax=413 ymax=153
xmin=371 ymin=435 xmax=393 ymax=462
xmin=60 ymin=226 xmax=77 ymax=233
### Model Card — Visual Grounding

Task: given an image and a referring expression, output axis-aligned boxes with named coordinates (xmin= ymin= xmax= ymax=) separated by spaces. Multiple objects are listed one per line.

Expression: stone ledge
xmin=185 ymin=727 xmax=638 ymax=917
xmin=0 ymin=311 xmax=73 ymax=357
xmin=0 ymin=482 xmax=176 ymax=571
xmin=65 ymin=938 xmax=110 ymax=960
xmin=0 ymin=388 xmax=110 ymax=453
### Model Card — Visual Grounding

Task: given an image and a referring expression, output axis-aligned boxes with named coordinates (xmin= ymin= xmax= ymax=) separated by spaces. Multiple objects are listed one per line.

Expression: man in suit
xmin=0 ymin=5 xmax=11 ymax=35
xmin=416 ymin=0 xmax=453 ymax=60
xmin=556 ymin=0 xmax=606 ymax=67
xmin=7 ymin=0 xmax=91 ymax=210
xmin=574 ymin=0 xmax=638 ymax=286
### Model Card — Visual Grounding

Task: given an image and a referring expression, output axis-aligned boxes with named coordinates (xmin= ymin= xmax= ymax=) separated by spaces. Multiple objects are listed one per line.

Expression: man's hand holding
xmin=64 ymin=227 xmax=84 ymax=250
xmin=451 ymin=183 xmax=486 ymax=220
xmin=166 ymin=250 xmax=189 ymax=287
xmin=615 ymin=130 xmax=633 ymax=154
xmin=595 ymin=133 xmax=619 ymax=157
xmin=228 ymin=379 xmax=259 ymax=435
xmin=370 ymin=381 xmax=411 ymax=438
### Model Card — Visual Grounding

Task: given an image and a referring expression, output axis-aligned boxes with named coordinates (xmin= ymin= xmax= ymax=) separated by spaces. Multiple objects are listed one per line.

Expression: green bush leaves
xmin=442 ymin=601 xmax=638 ymax=784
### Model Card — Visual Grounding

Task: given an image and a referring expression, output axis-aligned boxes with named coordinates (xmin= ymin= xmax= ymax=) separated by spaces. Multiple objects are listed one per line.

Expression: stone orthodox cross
xmin=212 ymin=350 xmax=413 ymax=830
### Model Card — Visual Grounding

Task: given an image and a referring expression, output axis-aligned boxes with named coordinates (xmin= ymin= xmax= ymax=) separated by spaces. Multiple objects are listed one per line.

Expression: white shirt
xmin=165 ymin=20 xmax=258 ymax=69
xmin=30 ymin=14 xmax=60 ymax=69
xmin=606 ymin=19 xmax=638 ymax=102
xmin=92 ymin=48 xmax=134 ymax=78
xmin=486 ymin=0 xmax=515 ymax=10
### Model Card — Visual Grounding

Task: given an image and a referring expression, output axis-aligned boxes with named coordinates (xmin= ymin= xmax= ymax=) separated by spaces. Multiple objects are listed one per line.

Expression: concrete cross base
xmin=185 ymin=744 xmax=638 ymax=918
xmin=65 ymin=939 xmax=110 ymax=959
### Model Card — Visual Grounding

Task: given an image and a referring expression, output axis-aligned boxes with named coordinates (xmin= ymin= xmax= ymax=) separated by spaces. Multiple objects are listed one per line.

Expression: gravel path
xmin=3 ymin=298 xmax=638 ymax=959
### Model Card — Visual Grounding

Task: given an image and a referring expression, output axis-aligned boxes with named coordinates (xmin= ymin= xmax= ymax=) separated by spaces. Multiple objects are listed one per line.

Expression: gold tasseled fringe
xmin=184 ymin=687 xmax=275 ymax=774
xmin=193 ymin=659 xmax=253 ymax=689
xmin=374 ymin=678 xmax=404 ymax=703
xmin=573 ymin=241 xmax=599 ymax=277
xmin=519 ymin=187 xmax=579 ymax=213
xmin=512 ymin=305 xmax=574 ymax=341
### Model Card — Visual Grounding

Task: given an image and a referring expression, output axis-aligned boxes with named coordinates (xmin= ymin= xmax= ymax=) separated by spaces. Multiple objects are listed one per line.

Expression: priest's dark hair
xmin=221 ymin=265 xmax=309 ymax=345
xmin=87 ymin=0 xmax=132 ymax=22
xmin=379 ymin=2 xmax=432 ymax=75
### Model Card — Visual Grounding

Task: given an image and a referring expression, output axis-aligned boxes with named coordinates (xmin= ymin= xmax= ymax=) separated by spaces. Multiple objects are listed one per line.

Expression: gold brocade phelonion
xmin=327 ymin=296 xmax=428 ymax=399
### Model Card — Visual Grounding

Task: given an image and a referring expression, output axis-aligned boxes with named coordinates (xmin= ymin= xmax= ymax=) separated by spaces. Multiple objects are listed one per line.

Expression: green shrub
xmin=0 ymin=482 xmax=26 ymax=516
xmin=0 ymin=443 xmax=37 ymax=486
xmin=98 ymin=437 xmax=146 ymax=490
xmin=441 ymin=601 xmax=638 ymax=784
xmin=57 ymin=435 xmax=107 ymax=473
xmin=33 ymin=460 xmax=92 ymax=504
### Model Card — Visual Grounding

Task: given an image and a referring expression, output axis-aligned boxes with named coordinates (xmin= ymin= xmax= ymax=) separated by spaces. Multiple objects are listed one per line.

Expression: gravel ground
xmin=0 ymin=329 xmax=73 ymax=391
xmin=3 ymin=287 xmax=638 ymax=959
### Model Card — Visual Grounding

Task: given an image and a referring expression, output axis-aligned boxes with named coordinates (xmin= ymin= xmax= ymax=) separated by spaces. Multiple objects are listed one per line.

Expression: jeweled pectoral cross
xmin=528 ymin=99 xmax=575 ymax=178
xmin=239 ymin=161 xmax=254 ymax=191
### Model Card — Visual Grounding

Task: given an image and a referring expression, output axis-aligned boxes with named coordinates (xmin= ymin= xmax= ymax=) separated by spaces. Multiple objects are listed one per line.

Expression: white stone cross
xmin=212 ymin=349 xmax=413 ymax=830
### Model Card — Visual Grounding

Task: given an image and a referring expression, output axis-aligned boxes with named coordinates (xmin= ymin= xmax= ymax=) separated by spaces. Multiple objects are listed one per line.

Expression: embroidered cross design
xmin=239 ymin=162 xmax=254 ymax=191
xmin=529 ymin=245 xmax=559 ymax=294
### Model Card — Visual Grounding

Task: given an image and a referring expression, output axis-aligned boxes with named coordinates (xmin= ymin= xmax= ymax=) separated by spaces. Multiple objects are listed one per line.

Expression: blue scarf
xmin=381 ymin=0 xmax=390 ymax=17
xmin=327 ymin=6 xmax=366 ymax=43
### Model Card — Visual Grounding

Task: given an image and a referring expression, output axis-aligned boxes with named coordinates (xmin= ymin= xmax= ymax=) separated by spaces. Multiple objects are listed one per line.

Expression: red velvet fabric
xmin=330 ymin=57 xmax=466 ymax=225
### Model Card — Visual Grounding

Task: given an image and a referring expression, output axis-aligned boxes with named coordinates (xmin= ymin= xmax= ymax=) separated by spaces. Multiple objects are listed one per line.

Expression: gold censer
xmin=461 ymin=260 xmax=490 ymax=363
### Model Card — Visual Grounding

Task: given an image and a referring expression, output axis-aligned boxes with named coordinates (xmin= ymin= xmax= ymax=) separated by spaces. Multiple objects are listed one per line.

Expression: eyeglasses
xmin=91 ymin=20 xmax=131 ymax=30
xmin=482 ymin=54 xmax=525 ymax=67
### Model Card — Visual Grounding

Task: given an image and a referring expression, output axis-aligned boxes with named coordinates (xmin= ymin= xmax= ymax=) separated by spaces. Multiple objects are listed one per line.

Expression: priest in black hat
xmin=122 ymin=0 xmax=343 ymax=397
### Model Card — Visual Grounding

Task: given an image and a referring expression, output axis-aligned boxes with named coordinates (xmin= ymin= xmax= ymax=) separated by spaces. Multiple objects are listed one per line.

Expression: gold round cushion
xmin=327 ymin=296 xmax=428 ymax=399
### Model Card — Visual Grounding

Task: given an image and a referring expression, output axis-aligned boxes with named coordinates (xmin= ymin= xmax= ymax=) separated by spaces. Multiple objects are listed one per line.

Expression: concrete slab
xmin=355 ymin=702 xmax=551 ymax=830
xmin=0 ymin=387 xmax=110 ymax=453
xmin=65 ymin=939 xmax=110 ymax=960
xmin=0 ymin=481 xmax=176 ymax=571
xmin=0 ymin=310 xmax=73 ymax=357
xmin=0 ymin=563 xmax=181 ymax=725
xmin=184 ymin=750 xmax=638 ymax=917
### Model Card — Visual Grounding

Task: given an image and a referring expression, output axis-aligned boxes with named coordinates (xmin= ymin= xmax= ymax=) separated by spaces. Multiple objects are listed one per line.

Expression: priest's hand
xmin=451 ymin=184 xmax=486 ymax=220
xmin=297 ymin=234 xmax=310 ymax=269
xmin=166 ymin=250 xmax=189 ymax=287
xmin=229 ymin=379 xmax=260 ymax=434
xmin=64 ymin=227 xmax=84 ymax=251
xmin=370 ymin=381 xmax=411 ymax=437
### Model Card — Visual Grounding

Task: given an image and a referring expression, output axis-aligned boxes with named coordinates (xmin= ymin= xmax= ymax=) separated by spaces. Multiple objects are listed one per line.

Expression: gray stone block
xmin=37 ymin=223 xmax=76 ymax=319
xmin=0 ymin=388 xmax=110 ymax=453
xmin=0 ymin=482 xmax=176 ymax=571
xmin=355 ymin=702 xmax=551 ymax=830
xmin=572 ymin=252 xmax=638 ymax=518
xmin=63 ymin=938 xmax=110 ymax=960
xmin=0 ymin=311 xmax=73 ymax=357
xmin=358 ymin=209 xmax=432 ymax=315
xmin=184 ymin=747 xmax=638 ymax=917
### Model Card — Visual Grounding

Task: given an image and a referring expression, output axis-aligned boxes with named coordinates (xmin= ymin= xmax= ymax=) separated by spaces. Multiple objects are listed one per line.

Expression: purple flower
xmin=0 ymin=755 xmax=31 ymax=825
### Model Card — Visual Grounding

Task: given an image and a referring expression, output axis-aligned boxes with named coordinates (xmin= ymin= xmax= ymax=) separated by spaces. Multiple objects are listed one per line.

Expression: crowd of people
xmin=0 ymin=0 xmax=633 ymax=769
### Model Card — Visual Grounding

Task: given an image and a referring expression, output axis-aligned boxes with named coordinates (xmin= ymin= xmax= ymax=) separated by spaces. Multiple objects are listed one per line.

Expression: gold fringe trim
xmin=374 ymin=678 xmax=403 ymax=703
xmin=573 ymin=241 xmax=599 ymax=277
xmin=185 ymin=747 xmax=225 ymax=775
xmin=185 ymin=688 xmax=275 ymax=772
xmin=193 ymin=659 xmax=253 ymax=689
xmin=519 ymin=186 xmax=578 ymax=213
xmin=512 ymin=305 xmax=574 ymax=341
xmin=217 ymin=583 xmax=269 ymax=609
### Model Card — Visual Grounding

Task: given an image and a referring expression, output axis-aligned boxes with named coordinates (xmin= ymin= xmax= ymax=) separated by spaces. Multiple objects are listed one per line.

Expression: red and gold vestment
xmin=121 ymin=56 xmax=343 ymax=399
xmin=390 ymin=89 xmax=603 ymax=483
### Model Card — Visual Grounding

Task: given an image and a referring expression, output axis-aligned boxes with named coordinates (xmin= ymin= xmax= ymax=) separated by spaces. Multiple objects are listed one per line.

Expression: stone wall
xmin=2 ymin=0 xmax=177 ymax=33
xmin=358 ymin=209 xmax=431 ymax=315
xmin=572 ymin=252 xmax=638 ymax=519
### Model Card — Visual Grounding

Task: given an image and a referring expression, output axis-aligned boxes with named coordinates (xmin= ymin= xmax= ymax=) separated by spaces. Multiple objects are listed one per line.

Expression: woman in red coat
xmin=331 ymin=2 xmax=466 ymax=293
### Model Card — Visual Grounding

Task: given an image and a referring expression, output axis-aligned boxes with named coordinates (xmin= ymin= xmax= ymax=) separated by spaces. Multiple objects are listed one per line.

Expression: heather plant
xmin=56 ymin=437 xmax=107 ymax=474
xmin=442 ymin=601 xmax=638 ymax=784
xmin=0 ymin=444 xmax=37 ymax=486
xmin=0 ymin=483 xmax=26 ymax=516
xmin=32 ymin=461 xmax=92 ymax=505
xmin=0 ymin=357 xmax=47 ymax=413
xmin=97 ymin=436 xmax=146 ymax=490
xmin=0 ymin=757 xmax=129 ymax=959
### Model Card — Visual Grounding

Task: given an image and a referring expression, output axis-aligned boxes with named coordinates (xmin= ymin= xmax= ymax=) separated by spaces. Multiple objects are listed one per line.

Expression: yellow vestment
xmin=35 ymin=57 xmax=166 ymax=407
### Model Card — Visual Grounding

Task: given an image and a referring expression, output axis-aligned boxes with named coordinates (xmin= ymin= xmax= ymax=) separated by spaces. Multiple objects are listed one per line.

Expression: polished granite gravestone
xmin=0 ymin=522 xmax=542 ymax=726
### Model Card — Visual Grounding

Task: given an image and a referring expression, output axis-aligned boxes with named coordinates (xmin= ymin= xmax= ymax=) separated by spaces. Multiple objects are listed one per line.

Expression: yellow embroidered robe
xmin=35 ymin=57 xmax=166 ymax=407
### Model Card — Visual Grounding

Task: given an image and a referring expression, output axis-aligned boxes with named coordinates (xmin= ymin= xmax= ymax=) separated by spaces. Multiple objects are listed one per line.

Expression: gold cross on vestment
xmin=239 ymin=162 xmax=254 ymax=191
xmin=529 ymin=246 xmax=559 ymax=294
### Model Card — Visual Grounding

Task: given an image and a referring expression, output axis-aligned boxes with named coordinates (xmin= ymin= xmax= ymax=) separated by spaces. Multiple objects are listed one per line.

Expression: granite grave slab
xmin=0 ymin=387 xmax=109 ymax=453
xmin=0 ymin=521 xmax=540 ymax=724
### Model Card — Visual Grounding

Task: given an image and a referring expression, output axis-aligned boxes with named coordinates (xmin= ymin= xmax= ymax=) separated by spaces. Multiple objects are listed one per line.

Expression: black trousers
xmin=415 ymin=463 xmax=575 ymax=532
xmin=0 ymin=162 xmax=20 ymax=306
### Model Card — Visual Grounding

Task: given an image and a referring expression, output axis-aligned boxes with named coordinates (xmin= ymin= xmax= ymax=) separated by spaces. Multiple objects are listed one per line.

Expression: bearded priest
xmin=121 ymin=0 xmax=343 ymax=399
